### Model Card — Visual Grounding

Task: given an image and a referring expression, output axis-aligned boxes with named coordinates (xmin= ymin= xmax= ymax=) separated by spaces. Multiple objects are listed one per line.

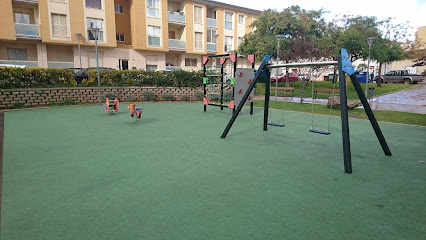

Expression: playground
xmin=1 ymin=102 xmax=425 ymax=239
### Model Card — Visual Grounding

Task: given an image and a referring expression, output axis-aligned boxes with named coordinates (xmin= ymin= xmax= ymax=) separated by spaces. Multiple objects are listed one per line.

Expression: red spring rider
xmin=127 ymin=102 xmax=143 ymax=121
xmin=104 ymin=97 xmax=119 ymax=113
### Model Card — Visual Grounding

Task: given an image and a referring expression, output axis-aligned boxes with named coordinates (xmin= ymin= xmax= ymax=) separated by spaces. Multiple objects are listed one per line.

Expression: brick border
xmin=0 ymin=87 xmax=203 ymax=109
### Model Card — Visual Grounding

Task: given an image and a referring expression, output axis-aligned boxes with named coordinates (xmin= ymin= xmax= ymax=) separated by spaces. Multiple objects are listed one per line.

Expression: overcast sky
xmin=216 ymin=0 xmax=425 ymax=40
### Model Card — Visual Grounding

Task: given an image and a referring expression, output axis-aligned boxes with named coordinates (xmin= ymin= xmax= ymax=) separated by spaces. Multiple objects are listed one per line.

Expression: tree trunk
xmin=377 ymin=62 xmax=383 ymax=87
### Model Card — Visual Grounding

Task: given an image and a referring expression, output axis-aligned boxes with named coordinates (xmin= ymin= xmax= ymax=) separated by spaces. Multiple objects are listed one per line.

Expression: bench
xmin=313 ymin=88 xmax=339 ymax=100
xmin=271 ymin=87 xmax=295 ymax=98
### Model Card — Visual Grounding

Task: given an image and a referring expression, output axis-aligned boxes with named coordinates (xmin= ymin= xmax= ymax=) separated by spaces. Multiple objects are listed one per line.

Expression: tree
xmin=239 ymin=6 xmax=327 ymax=62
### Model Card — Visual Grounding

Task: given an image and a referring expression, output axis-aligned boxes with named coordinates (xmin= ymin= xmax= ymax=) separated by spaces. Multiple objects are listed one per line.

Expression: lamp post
xmin=365 ymin=37 xmax=374 ymax=98
xmin=89 ymin=26 xmax=102 ymax=105
xmin=76 ymin=33 xmax=82 ymax=69
xmin=275 ymin=34 xmax=283 ymax=101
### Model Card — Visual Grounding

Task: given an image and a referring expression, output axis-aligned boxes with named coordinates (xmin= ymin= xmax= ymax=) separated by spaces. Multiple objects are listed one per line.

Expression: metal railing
xmin=15 ymin=23 xmax=40 ymax=38
xmin=206 ymin=18 xmax=217 ymax=28
xmin=169 ymin=39 xmax=186 ymax=50
xmin=0 ymin=60 xmax=38 ymax=67
xmin=207 ymin=43 xmax=216 ymax=52
xmin=168 ymin=11 xmax=185 ymax=24
xmin=47 ymin=62 xmax=74 ymax=69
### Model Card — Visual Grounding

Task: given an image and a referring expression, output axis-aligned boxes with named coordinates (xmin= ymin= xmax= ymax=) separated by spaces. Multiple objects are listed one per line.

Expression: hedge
xmin=0 ymin=67 xmax=75 ymax=88
xmin=0 ymin=67 xmax=204 ymax=89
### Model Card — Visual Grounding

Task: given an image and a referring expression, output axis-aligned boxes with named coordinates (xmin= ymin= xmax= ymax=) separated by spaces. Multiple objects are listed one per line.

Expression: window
xmin=185 ymin=58 xmax=197 ymax=67
xmin=194 ymin=6 xmax=203 ymax=24
xmin=225 ymin=12 xmax=233 ymax=30
xmin=52 ymin=14 xmax=68 ymax=37
xmin=146 ymin=65 xmax=157 ymax=71
xmin=148 ymin=26 xmax=160 ymax=46
xmin=225 ymin=36 xmax=233 ymax=52
xmin=116 ymin=33 xmax=125 ymax=42
xmin=238 ymin=14 xmax=244 ymax=24
xmin=147 ymin=0 xmax=159 ymax=18
xmin=15 ymin=13 xmax=30 ymax=24
xmin=86 ymin=0 xmax=102 ymax=9
xmin=195 ymin=32 xmax=203 ymax=50
xmin=168 ymin=31 xmax=175 ymax=39
xmin=207 ymin=29 xmax=216 ymax=43
xmin=238 ymin=37 xmax=243 ymax=46
xmin=114 ymin=4 xmax=124 ymax=13
xmin=7 ymin=48 xmax=27 ymax=61
xmin=87 ymin=18 xmax=103 ymax=41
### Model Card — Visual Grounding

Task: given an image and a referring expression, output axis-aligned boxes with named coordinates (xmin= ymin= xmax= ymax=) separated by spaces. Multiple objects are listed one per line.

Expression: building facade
xmin=0 ymin=0 xmax=261 ymax=71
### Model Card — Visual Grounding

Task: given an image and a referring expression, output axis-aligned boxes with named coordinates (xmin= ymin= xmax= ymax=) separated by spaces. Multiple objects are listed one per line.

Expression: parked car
xmin=72 ymin=67 xmax=116 ymax=84
xmin=374 ymin=70 xmax=424 ymax=84
xmin=270 ymin=73 xmax=299 ymax=82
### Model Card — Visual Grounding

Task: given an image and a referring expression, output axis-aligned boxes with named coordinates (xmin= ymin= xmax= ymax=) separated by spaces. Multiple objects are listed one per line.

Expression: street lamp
xmin=365 ymin=37 xmax=374 ymax=98
xmin=275 ymin=34 xmax=283 ymax=101
xmin=75 ymin=33 xmax=82 ymax=69
xmin=89 ymin=26 xmax=102 ymax=105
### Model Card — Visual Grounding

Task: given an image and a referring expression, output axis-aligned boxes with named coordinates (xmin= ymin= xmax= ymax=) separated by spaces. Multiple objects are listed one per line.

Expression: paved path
xmin=256 ymin=82 xmax=426 ymax=114
xmin=361 ymin=82 xmax=426 ymax=114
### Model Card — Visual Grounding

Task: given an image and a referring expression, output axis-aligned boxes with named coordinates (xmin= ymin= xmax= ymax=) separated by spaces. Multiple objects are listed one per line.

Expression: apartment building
xmin=0 ymin=0 xmax=261 ymax=71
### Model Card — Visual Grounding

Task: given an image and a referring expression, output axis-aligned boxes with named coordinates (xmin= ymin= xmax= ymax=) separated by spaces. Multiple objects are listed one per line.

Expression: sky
xmin=216 ymin=0 xmax=426 ymax=40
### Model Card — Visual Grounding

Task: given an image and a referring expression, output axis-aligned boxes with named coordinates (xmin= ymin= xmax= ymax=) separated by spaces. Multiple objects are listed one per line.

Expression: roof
xmin=192 ymin=0 xmax=262 ymax=15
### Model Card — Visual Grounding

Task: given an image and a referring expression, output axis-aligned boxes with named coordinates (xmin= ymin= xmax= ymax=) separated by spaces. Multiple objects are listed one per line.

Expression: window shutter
xmin=195 ymin=32 xmax=202 ymax=50
xmin=194 ymin=6 xmax=203 ymax=24
xmin=52 ymin=14 xmax=67 ymax=37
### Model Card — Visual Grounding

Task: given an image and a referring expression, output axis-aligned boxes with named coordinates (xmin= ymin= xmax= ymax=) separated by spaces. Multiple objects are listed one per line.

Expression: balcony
xmin=0 ymin=60 xmax=38 ymax=68
xmin=207 ymin=43 xmax=216 ymax=53
xmin=15 ymin=23 xmax=41 ymax=40
xmin=48 ymin=62 xmax=75 ymax=69
xmin=12 ymin=0 xmax=38 ymax=5
xmin=168 ymin=11 xmax=185 ymax=26
xmin=206 ymin=18 xmax=217 ymax=28
xmin=169 ymin=39 xmax=186 ymax=51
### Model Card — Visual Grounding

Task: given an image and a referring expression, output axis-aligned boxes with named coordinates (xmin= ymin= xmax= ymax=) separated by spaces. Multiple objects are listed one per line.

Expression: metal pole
xmin=338 ymin=56 xmax=352 ymax=174
xmin=94 ymin=30 xmax=101 ymax=105
xmin=76 ymin=33 xmax=82 ymax=69
xmin=275 ymin=36 xmax=281 ymax=101
xmin=365 ymin=37 xmax=374 ymax=98
xmin=365 ymin=48 xmax=371 ymax=97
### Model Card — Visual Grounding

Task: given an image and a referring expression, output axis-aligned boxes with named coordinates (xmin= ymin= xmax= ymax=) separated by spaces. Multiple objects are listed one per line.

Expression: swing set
xmin=221 ymin=48 xmax=392 ymax=174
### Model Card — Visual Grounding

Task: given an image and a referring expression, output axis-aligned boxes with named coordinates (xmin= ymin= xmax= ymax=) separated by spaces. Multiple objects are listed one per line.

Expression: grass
xmin=255 ymin=81 xmax=415 ymax=100
xmin=253 ymin=100 xmax=426 ymax=126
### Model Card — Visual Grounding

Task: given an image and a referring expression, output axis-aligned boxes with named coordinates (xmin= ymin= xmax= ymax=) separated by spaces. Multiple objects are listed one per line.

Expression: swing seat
xmin=268 ymin=123 xmax=285 ymax=127
xmin=309 ymin=129 xmax=330 ymax=135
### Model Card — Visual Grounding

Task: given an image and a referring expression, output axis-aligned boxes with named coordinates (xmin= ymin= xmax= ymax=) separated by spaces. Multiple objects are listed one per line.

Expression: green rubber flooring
xmin=1 ymin=103 xmax=425 ymax=239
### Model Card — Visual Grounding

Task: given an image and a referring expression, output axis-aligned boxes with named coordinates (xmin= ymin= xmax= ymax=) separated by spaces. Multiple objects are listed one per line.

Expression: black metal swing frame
xmin=220 ymin=49 xmax=392 ymax=174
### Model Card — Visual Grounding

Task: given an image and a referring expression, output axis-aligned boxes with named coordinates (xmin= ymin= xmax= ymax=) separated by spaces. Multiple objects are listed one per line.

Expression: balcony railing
xmin=12 ymin=0 xmax=38 ymax=4
xmin=207 ymin=43 xmax=216 ymax=52
xmin=206 ymin=18 xmax=217 ymax=28
xmin=148 ymin=36 xmax=160 ymax=46
xmin=0 ymin=60 xmax=38 ymax=68
xmin=168 ymin=11 xmax=185 ymax=25
xmin=48 ymin=62 xmax=74 ymax=69
xmin=169 ymin=39 xmax=186 ymax=51
xmin=15 ymin=23 xmax=41 ymax=39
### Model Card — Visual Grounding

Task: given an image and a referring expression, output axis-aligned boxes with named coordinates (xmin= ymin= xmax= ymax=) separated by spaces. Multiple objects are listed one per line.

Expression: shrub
xmin=0 ymin=67 xmax=203 ymax=89
xmin=104 ymin=92 xmax=116 ymax=100
xmin=11 ymin=102 xmax=25 ymax=109
xmin=180 ymin=94 xmax=189 ymax=101
xmin=0 ymin=67 xmax=74 ymax=89
xmin=194 ymin=91 xmax=204 ymax=101
xmin=161 ymin=93 xmax=174 ymax=101
xmin=142 ymin=91 xmax=155 ymax=101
